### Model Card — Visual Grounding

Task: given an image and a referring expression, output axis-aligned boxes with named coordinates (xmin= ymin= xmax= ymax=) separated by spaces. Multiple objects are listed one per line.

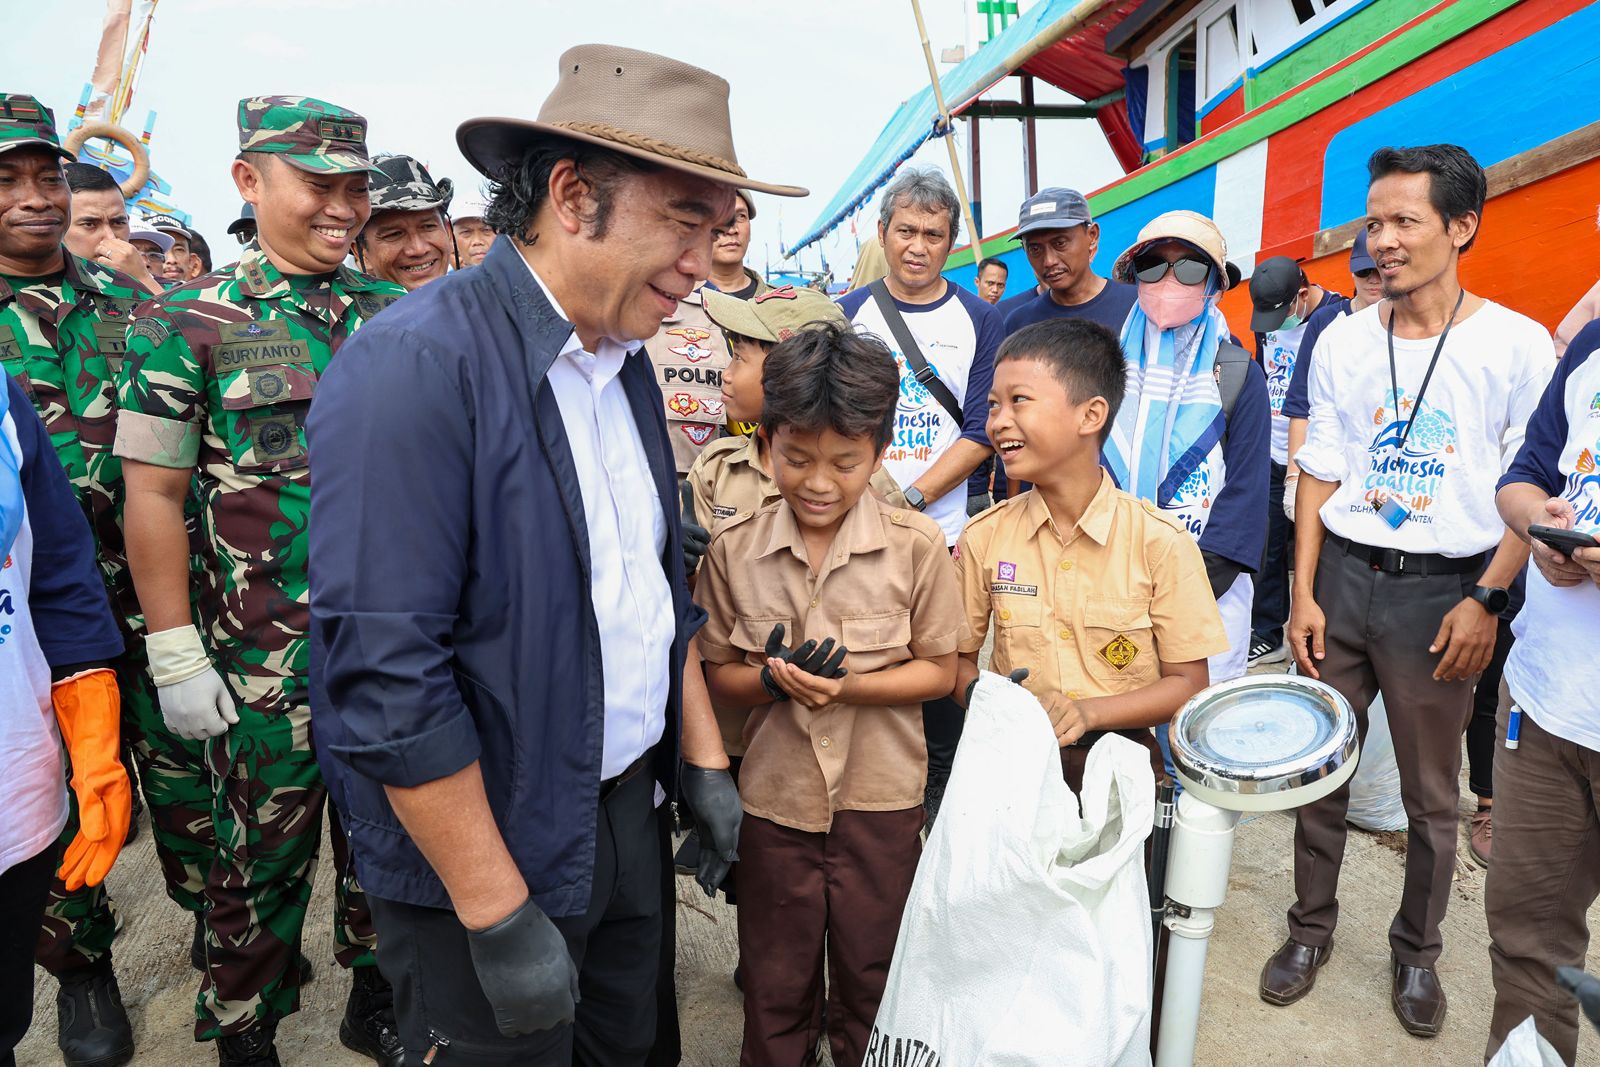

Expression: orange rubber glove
xmin=51 ymin=669 xmax=132 ymax=890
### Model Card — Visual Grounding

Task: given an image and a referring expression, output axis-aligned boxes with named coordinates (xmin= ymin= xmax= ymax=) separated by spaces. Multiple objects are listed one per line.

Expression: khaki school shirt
xmin=956 ymin=471 xmax=1227 ymax=705
xmin=697 ymin=494 xmax=962 ymax=832
xmin=687 ymin=434 xmax=908 ymax=529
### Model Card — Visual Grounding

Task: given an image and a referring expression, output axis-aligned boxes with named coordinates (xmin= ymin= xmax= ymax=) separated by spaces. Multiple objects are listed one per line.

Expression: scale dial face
xmin=1172 ymin=676 xmax=1359 ymax=812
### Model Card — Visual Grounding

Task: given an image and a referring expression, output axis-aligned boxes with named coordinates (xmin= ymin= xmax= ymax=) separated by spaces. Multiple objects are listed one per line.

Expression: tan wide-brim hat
xmin=458 ymin=44 xmax=806 ymax=198
xmin=1112 ymin=209 xmax=1233 ymax=290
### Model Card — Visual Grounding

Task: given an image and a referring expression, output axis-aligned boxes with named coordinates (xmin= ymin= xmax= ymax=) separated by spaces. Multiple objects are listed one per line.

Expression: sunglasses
xmin=1133 ymin=255 xmax=1212 ymax=286
xmin=1354 ymin=268 xmax=1380 ymax=281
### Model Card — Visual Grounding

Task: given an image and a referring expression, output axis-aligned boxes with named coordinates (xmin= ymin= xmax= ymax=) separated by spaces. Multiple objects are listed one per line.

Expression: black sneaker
xmin=1248 ymin=636 xmax=1288 ymax=665
xmin=339 ymin=965 xmax=405 ymax=1066
xmin=673 ymin=829 xmax=701 ymax=876
xmin=216 ymin=1020 xmax=279 ymax=1067
xmin=56 ymin=957 xmax=134 ymax=1067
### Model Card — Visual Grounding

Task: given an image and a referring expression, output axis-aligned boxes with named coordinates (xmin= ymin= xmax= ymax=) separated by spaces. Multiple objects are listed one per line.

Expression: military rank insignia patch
xmin=1098 ymin=633 xmax=1140 ymax=672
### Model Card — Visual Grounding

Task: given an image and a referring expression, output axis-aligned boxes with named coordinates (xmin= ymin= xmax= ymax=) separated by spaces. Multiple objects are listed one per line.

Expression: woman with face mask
xmin=1104 ymin=210 xmax=1271 ymax=690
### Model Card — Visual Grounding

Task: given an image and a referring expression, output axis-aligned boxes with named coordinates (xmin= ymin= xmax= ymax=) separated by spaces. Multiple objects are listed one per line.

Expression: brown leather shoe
xmin=1391 ymin=955 xmax=1447 ymax=1037
xmin=1259 ymin=938 xmax=1333 ymax=1005
xmin=1469 ymin=807 xmax=1492 ymax=866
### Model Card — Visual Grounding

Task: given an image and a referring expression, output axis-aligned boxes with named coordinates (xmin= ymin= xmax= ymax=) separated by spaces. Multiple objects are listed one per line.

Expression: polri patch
xmin=1098 ymin=633 xmax=1140 ymax=672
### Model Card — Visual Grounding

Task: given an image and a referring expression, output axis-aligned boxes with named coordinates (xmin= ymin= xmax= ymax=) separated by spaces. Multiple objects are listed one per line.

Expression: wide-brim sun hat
xmin=1112 ymin=209 xmax=1232 ymax=290
xmin=457 ymin=44 xmax=806 ymax=198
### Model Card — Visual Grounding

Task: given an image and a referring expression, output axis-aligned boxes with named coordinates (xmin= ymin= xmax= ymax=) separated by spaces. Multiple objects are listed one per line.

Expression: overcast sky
xmin=11 ymin=0 xmax=1124 ymax=278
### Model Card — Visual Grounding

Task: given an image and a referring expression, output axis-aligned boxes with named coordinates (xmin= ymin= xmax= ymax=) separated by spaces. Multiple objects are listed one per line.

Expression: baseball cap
xmin=237 ymin=95 xmax=379 ymax=175
xmin=369 ymin=153 xmax=453 ymax=213
xmin=128 ymin=229 xmax=174 ymax=253
xmin=1014 ymin=187 xmax=1091 ymax=239
xmin=144 ymin=214 xmax=192 ymax=242
xmin=735 ymin=189 xmax=757 ymax=220
xmin=226 ymin=203 xmax=256 ymax=236
xmin=702 ymin=284 xmax=845 ymax=343
xmin=1249 ymin=255 xmax=1307 ymax=332
xmin=0 ymin=94 xmax=73 ymax=161
xmin=451 ymin=195 xmax=488 ymax=223
xmin=1349 ymin=227 xmax=1376 ymax=273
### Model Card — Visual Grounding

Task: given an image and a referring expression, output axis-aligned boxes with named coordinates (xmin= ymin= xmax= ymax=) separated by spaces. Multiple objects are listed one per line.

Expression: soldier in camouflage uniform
xmin=0 ymin=91 xmax=210 ymax=1067
xmin=354 ymin=153 xmax=454 ymax=291
xmin=113 ymin=95 xmax=405 ymax=1067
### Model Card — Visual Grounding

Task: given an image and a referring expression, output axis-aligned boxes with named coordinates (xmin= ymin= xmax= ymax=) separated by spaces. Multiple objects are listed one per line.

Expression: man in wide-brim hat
xmin=306 ymin=44 xmax=804 ymax=1064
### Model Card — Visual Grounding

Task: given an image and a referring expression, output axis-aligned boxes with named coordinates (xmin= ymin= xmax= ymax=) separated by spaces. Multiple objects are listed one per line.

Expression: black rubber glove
xmin=963 ymin=667 xmax=1029 ymax=708
xmin=1202 ymin=550 xmax=1244 ymax=600
xmin=680 ymin=481 xmax=711 ymax=579
xmin=758 ymin=623 xmax=848 ymax=701
xmin=681 ymin=765 xmax=742 ymax=897
xmin=967 ymin=492 xmax=993 ymax=517
xmin=1556 ymin=966 xmax=1600 ymax=1034
xmin=465 ymin=897 xmax=579 ymax=1037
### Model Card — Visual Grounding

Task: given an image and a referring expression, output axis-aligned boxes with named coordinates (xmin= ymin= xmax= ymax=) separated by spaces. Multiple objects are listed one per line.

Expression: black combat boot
xmin=215 ymin=1019 xmax=279 ymax=1067
xmin=339 ymin=965 xmax=405 ymax=1066
xmin=55 ymin=956 xmax=134 ymax=1067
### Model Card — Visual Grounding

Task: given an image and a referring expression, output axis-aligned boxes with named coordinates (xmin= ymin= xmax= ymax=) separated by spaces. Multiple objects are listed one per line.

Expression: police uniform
xmin=644 ymin=280 xmax=767 ymax=474
xmin=112 ymin=96 xmax=405 ymax=1054
xmin=954 ymin=472 xmax=1228 ymax=790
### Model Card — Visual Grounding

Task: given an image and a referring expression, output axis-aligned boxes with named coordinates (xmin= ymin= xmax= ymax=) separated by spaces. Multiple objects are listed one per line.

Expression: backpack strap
xmin=1214 ymin=340 xmax=1251 ymax=442
xmin=869 ymin=280 xmax=963 ymax=424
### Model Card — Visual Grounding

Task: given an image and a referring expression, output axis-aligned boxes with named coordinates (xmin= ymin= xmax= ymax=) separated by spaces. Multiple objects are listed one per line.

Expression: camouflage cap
xmin=0 ymin=93 xmax=74 ymax=161
xmin=702 ymin=284 xmax=845 ymax=344
xmin=369 ymin=153 xmax=453 ymax=213
xmin=236 ymin=95 xmax=379 ymax=175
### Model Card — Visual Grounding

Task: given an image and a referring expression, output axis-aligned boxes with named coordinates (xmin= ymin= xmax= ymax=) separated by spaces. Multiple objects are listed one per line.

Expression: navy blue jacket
xmin=306 ymin=237 xmax=701 ymax=914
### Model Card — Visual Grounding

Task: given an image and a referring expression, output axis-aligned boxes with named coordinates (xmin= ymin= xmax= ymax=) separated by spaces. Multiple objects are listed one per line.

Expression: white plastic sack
xmin=1486 ymin=1016 xmax=1565 ymax=1067
xmin=1346 ymin=692 xmax=1407 ymax=832
xmin=868 ymin=673 xmax=1155 ymax=1067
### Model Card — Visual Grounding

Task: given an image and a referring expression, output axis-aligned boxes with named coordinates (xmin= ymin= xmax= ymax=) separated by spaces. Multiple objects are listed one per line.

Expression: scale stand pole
xmin=1153 ymin=794 xmax=1241 ymax=1067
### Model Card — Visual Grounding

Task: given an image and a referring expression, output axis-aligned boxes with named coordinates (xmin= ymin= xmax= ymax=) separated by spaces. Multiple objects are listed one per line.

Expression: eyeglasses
xmin=1132 ymin=255 xmax=1212 ymax=286
xmin=140 ymin=251 xmax=165 ymax=266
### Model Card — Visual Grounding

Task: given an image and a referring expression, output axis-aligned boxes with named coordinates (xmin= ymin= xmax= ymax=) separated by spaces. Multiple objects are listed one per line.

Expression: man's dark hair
xmin=483 ymin=136 xmax=660 ymax=245
xmin=761 ymin=321 xmax=900 ymax=451
xmin=189 ymin=230 xmax=211 ymax=273
xmin=978 ymin=256 xmax=1008 ymax=276
xmin=996 ymin=319 xmax=1127 ymax=442
xmin=1367 ymin=144 xmax=1486 ymax=253
xmin=65 ymin=162 xmax=119 ymax=194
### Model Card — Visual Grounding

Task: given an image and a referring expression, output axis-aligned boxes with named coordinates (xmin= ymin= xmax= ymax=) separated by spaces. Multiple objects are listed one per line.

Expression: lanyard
xmin=1385 ymin=288 xmax=1464 ymax=454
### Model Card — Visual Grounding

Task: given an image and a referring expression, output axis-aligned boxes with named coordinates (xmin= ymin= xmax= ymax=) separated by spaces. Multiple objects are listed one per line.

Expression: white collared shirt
xmin=1296 ymin=301 xmax=1553 ymax=555
xmin=524 ymin=260 xmax=673 ymax=778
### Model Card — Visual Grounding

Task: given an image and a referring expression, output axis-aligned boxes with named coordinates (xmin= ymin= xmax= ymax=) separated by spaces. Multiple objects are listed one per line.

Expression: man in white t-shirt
xmin=1488 ymin=317 xmax=1600 ymax=1065
xmin=1267 ymin=144 xmax=1552 ymax=1039
xmin=837 ymin=167 xmax=1002 ymax=822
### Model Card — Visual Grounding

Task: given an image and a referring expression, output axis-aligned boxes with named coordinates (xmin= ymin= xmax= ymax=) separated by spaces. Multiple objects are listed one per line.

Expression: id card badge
xmin=1374 ymin=488 xmax=1412 ymax=530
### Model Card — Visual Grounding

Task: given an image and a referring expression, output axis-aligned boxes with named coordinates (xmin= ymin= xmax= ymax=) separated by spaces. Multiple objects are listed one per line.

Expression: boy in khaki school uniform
xmin=694 ymin=322 xmax=962 ymax=1067
xmin=954 ymin=319 xmax=1228 ymax=791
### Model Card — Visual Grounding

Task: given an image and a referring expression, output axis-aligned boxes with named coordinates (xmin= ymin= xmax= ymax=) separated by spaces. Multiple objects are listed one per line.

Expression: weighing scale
xmin=1151 ymin=675 xmax=1360 ymax=1067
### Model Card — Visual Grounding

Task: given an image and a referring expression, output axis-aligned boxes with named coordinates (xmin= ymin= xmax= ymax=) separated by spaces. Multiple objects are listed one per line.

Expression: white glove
xmin=146 ymin=626 xmax=239 ymax=740
xmin=1283 ymin=470 xmax=1299 ymax=524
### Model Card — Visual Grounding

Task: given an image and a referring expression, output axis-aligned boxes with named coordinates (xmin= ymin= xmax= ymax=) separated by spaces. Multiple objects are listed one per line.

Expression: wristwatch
xmin=904 ymin=486 xmax=928 ymax=512
xmin=1469 ymin=585 xmax=1511 ymax=614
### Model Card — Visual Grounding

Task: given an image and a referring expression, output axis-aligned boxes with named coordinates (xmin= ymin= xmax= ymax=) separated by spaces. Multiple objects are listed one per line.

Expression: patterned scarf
xmin=1103 ymin=288 xmax=1228 ymax=509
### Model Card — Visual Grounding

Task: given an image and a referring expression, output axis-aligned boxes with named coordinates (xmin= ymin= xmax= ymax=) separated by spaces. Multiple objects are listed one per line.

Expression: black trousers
xmin=2 ymin=842 xmax=59 ymax=1067
xmin=1466 ymin=618 xmax=1514 ymax=800
xmin=370 ymin=768 xmax=664 ymax=1066
xmin=1250 ymin=461 xmax=1292 ymax=645
xmin=922 ymin=696 xmax=965 ymax=782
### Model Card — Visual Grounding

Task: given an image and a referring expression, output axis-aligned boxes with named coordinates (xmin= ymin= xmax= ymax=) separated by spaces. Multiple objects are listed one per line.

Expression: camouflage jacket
xmin=114 ymin=243 xmax=404 ymax=678
xmin=0 ymin=253 xmax=147 ymax=626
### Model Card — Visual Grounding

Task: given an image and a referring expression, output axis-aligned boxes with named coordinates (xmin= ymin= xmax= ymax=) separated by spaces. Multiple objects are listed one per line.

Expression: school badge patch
xmin=1098 ymin=634 xmax=1140 ymax=672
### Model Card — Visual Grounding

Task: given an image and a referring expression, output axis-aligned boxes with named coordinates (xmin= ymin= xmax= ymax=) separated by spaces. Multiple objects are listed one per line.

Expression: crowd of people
xmin=0 ymin=37 xmax=1596 ymax=1067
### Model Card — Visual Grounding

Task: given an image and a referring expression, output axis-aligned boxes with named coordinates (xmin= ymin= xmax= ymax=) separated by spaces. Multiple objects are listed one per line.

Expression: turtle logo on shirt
xmin=1359 ymin=389 xmax=1456 ymax=522
xmin=1562 ymin=448 xmax=1600 ymax=529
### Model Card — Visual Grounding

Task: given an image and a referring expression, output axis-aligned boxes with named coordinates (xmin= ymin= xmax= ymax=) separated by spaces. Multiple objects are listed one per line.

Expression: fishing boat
xmin=790 ymin=0 xmax=1600 ymax=338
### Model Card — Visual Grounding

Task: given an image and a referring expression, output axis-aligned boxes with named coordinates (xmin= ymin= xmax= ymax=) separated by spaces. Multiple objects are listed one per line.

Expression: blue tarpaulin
xmin=785 ymin=0 xmax=1089 ymax=255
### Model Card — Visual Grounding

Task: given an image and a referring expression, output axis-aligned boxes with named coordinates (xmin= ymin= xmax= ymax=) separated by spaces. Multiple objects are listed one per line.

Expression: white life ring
xmin=63 ymin=120 xmax=151 ymax=199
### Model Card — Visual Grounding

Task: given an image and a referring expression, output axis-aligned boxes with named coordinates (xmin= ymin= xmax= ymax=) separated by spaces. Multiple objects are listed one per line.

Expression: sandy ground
xmin=16 ymin=668 xmax=1600 ymax=1066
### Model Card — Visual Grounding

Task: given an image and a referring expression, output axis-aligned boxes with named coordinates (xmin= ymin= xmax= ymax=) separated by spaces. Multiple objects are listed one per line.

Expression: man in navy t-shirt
xmin=1001 ymin=188 xmax=1137 ymax=337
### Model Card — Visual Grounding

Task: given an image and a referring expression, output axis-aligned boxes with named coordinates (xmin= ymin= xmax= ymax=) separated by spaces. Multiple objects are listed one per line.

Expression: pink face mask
xmin=1137 ymin=273 xmax=1210 ymax=330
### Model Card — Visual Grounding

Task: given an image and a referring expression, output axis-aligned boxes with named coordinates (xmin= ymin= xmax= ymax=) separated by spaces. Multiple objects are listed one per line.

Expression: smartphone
xmin=1528 ymin=523 xmax=1599 ymax=556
